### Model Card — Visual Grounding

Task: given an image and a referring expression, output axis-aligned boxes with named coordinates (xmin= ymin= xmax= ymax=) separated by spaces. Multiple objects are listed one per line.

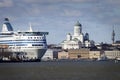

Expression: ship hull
xmin=22 ymin=48 xmax=47 ymax=60
xmin=8 ymin=48 xmax=47 ymax=61
xmin=0 ymin=48 xmax=47 ymax=62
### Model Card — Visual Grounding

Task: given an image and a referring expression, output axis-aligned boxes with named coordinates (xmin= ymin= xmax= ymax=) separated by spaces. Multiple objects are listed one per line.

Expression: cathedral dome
xmin=74 ymin=21 xmax=82 ymax=26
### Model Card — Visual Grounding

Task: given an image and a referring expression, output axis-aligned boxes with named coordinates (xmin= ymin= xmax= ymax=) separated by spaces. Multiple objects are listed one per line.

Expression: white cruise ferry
xmin=0 ymin=18 xmax=48 ymax=61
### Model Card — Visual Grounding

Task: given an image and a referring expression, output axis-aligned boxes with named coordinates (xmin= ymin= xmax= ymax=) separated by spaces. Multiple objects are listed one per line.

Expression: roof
xmin=72 ymin=38 xmax=79 ymax=41
xmin=116 ymin=41 xmax=120 ymax=44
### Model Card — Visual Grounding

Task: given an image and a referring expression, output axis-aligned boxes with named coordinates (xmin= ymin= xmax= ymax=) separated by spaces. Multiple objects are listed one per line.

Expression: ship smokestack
xmin=2 ymin=18 xmax=13 ymax=32
xmin=4 ymin=18 xmax=9 ymax=21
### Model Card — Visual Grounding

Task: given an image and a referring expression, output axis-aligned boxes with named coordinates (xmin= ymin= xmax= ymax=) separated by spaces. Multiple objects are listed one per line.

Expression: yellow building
xmin=89 ymin=51 xmax=101 ymax=59
xmin=58 ymin=51 xmax=69 ymax=59
xmin=68 ymin=49 xmax=89 ymax=59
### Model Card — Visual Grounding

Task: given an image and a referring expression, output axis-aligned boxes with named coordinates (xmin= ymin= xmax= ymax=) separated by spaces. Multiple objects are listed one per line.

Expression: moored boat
xmin=0 ymin=18 xmax=48 ymax=61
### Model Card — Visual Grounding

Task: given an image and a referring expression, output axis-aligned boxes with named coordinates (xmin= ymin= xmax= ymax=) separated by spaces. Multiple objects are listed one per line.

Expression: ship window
xmin=32 ymin=44 xmax=43 ymax=46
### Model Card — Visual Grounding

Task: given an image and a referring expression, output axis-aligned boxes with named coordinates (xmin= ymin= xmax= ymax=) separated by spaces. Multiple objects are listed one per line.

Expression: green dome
xmin=75 ymin=21 xmax=82 ymax=26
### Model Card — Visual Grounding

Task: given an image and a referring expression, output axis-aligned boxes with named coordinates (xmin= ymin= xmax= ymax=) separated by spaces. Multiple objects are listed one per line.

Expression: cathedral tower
xmin=74 ymin=21 xmax=82 ymax=36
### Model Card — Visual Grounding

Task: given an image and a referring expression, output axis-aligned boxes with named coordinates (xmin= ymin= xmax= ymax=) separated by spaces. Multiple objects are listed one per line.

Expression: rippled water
xmin=0 ymin=61 xmax=120 ymax=80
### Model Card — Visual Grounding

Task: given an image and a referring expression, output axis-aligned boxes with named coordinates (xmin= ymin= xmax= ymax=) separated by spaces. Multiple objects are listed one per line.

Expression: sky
xmin=0 ymin=0 xmax=120 ymax=44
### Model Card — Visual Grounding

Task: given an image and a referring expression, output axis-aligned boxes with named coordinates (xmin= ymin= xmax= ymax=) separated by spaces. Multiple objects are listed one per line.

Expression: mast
xmin=29 ymin=22 xmax=33 ymax=32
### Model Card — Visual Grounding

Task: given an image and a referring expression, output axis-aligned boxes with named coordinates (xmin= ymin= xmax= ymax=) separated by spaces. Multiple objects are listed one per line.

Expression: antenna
xmin=112 ymin=26 xmax=115 ymax=44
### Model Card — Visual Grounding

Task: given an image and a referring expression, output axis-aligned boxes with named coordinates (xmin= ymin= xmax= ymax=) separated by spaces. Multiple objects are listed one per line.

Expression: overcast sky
xmin=0 ymin=0 xmax=120 ymax=44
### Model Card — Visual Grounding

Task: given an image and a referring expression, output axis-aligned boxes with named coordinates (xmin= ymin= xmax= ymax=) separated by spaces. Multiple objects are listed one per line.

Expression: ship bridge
xmin=17 ymin=32 xmax=49 ymax=36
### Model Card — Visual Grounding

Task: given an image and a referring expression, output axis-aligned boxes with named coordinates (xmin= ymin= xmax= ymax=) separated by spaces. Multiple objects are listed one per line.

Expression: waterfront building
xmin=58 ymin=51 xmax=69 ymax=59
xmin=104 ymin=50 xmax=120 ymax=59
xmin=112 ymin=41 xmax=120 ymax=49
xmin=68 ymin=48 xmax=90 ymax=59
xmin=61 ymin=21 xmax=94 ymax=49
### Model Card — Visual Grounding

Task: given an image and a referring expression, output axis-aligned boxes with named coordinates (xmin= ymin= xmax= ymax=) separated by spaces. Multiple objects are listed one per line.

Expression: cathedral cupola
xmin=74 ymin=21 xmax=82 ymax=36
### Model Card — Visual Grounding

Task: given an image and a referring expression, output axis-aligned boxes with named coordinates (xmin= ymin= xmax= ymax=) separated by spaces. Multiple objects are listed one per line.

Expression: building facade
xmin=58 ymin=51 xmax=69 ymax=59
xmin=68 ymin=49 xmax=90 ymax=59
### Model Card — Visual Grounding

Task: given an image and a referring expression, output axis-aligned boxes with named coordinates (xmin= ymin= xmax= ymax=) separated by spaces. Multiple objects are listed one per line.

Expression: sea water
xmin=0 ymin=61 xmax=120 ymax=80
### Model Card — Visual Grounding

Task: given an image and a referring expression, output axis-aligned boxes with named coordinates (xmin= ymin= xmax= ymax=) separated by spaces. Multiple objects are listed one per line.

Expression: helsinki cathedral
xmin=61 ymin=21 xmax=94 ymax=49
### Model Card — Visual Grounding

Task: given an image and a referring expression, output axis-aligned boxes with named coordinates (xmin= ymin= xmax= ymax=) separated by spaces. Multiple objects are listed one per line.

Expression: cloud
xmin=1 ymin=0 xmax=120 ymax=25
xmin=0 ymin=0 xmax=13 ymax=7
xmin=0 ymin=0 xmax=120 ymax=43
xmin=106 ymin=0 xmax=120 ymax=5
xmin=62 ymin=9 xmax=82 ymax=17
xmin=23 ymin=0 xmax=98 ymax=4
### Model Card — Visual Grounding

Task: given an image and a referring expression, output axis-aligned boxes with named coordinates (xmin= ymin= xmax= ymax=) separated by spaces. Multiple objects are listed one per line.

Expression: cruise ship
xmin=0 ymin=18 xmax=48 ymax=61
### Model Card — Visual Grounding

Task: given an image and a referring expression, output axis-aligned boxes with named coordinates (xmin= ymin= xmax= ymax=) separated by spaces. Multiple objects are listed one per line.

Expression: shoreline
xmin=0 ymin=59 xmax=119 ymax=63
